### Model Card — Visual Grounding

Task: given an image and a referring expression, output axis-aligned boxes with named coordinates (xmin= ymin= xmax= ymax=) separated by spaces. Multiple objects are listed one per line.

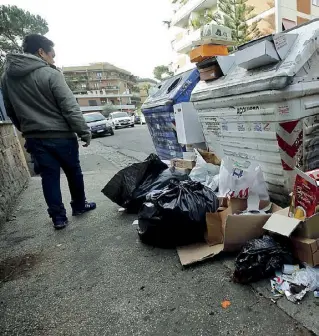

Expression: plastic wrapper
xmin=293 ymin=265 xmax=319 ymax=291
xmin=233 ymin=235 xmax=293 ymax=284
xmin=189 ymin=149 xmax=220 ymax=191
xmin=102 ymin=154 xmax=189 ymax=213
xmin=138 ymin=180 xmax=219 ymax=247
xmin=218 ymin=157 xmax=269 ymax=200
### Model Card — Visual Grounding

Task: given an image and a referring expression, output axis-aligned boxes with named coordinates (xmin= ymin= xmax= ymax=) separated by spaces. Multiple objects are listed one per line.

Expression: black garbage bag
xmin=138 ymin=180 xmax=219 ymax=247
xmin=233 ymin=235 xmax=293 ymax=284
xmin=101 ymin=154 xmax=189 ymax=213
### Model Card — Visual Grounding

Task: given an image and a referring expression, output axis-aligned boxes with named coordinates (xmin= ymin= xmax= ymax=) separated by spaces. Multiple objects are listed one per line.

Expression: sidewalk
xmin=0 ymin=150 xmax=317 ymax=335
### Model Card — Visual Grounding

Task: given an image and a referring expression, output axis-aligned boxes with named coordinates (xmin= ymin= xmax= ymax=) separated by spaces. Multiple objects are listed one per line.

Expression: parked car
xmin=83 ymin=112 xmax=114 ymax=137
xmin=108 ymin=111 xmax=134 ymax=129
xmin=134 ymin=114 xmax=141 ymax=124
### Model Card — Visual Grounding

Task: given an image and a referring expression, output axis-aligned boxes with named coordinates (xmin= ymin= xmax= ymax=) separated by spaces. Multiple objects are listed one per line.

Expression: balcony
xmin=171 ymin=0 xmax=217 ymax=28
xmin=174 ymin=29 xmax=201 ymax=54
xmin=74 ymin=92 xmax=137 ymax=99
xmin=80 ymin=105 xmax=136 ymax=113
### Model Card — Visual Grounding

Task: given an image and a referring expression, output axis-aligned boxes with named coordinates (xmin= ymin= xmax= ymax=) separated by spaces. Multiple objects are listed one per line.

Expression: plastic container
xmin=191 ymin=20 xmax=319 ymax=202
xmin=142 ymin=69 xmax=200 ymax=160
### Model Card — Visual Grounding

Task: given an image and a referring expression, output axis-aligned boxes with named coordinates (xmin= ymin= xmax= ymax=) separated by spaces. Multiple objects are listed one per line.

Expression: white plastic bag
xmin=293 ymin=265 xmax=319 ymax=291
xmin=189 ymin=149 xmax=220 ymax=191
xmin=218 ymin=157 xmax=269 ymax=200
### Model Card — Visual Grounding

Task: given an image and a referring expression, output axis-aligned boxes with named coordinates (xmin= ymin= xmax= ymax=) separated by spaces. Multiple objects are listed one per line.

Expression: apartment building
xmin=62 ymin=62 xmax=140 ymax=113
xmin=136 ymin=78 xmax=158 ymax=104
xmin=170 ymin=0 xmax=319 ymax=74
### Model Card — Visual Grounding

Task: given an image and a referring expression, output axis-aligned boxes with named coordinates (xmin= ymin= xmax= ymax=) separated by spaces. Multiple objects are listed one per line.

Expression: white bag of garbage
xmin=293 ymin=265 xmax=319 ymax=291
xmin=218 ymin=157 xmax=269 ymax=200
xmin=189 ymin=149 xmax=220 ymax=191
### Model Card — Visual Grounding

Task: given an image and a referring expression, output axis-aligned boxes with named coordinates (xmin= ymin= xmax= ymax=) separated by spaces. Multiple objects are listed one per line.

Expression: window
xmin=96 ymin=72 xmax=102 ymax=79
xmin=84 ymin=113 xmax=105 ymax=123
xmin=94 ymin=83 xmax=99 ymax=89
xmin=81 ymin=83 xmax=86 ymax=88
xmin=313 ymin=0 xmax=319 ymax=7
xmin=101 ymin=99 xmax=107 ymax=105
xmin=88 ymin=100 xmax=98 ymax=106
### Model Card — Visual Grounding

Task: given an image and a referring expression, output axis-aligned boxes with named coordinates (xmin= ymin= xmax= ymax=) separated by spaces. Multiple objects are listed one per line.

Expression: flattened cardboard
xmin=178 ymin=199 xmax=281 ymax=266
xmin=177 ymin=243 xmax=224 ymax=266
xmin=291 ymin=237 xmax=319 ymax=267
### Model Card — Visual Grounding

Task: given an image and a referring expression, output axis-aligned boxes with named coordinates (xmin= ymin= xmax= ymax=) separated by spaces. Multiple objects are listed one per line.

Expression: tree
xmin=189 ymin=8 xmax=216 ymax=29
xmin=0 ymin=5 xmax=48 ymax=74
xmin=102 ymin=103 xmax=118 ymax=118
xmin=141 ymin=84 xmax=151 ymax=96
xmin=213 ymin=0 xmax=262 ymax=46
xmin=153 ymin=65 xmax=174 ymax=81
xmin=65 ymin=78 xmax=79 ymax=93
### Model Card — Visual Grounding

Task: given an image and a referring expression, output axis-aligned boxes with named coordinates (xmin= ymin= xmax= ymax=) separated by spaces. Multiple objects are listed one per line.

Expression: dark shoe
xmin=72 ymin=202 xmax=96 ymax=216
xmin=53 ymin=218 xmax=68 ymax=230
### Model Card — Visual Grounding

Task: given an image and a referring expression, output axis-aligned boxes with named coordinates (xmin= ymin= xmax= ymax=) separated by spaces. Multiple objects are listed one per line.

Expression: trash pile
xmin=123 ymin=21 xmax=319 ymax=307
xmin=102 ymin=149 xmax=319 ymax=304
xmin=270 ymin=264 xmax=319 ymax=303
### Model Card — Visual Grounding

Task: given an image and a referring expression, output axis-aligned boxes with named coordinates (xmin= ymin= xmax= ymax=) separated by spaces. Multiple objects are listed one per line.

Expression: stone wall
xmin=0 ymin=122 xmax=30 ymax=224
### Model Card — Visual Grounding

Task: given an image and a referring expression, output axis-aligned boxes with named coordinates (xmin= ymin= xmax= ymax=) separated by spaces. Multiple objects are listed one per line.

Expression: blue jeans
xmin=25 ymin=138 xmax=86 ymax=220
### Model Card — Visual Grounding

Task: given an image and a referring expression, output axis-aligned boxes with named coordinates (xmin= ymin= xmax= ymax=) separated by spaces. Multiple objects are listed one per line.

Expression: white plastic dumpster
xmin=191 ymin=20 xmax=319 ymax=202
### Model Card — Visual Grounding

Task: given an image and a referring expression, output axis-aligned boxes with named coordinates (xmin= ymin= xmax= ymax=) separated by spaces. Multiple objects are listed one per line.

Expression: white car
xmin=108 ymin=111 xmax=135 ymax=129
xmin=140 ymin=114 xmax=146 ymax=125
xmin=83 ymin=112 xmax=114 ymax=137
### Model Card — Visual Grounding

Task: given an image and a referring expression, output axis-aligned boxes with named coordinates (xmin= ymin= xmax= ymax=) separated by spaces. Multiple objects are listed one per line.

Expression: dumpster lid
xmin=191 ymin=19 xmax=319 ymax=102
xmin=142 ymin=69 xmax=199 ymax=109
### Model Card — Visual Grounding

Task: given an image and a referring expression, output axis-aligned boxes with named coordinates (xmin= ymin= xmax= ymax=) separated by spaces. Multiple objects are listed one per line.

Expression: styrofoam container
xmin=235 ymin=40 xmax=280 ymax=70
xmin=174 ymin=102 xmax=205 ymax=145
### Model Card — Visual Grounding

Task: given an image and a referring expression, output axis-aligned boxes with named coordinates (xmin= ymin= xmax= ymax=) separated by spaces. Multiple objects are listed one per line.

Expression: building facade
xmin=169 ymin=0 xmax=319 ymax=75
xmin=136 ymin=78 xmax=158 ymax=104
xmin=62 ymin=62 xmax=140 ymax=113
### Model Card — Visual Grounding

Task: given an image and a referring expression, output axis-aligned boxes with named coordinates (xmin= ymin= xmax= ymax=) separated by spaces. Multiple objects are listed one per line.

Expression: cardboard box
xmin=190 ymin=45 xmax=229 ymax=63
xmin=173 ymin=167 xmax=192 ymax=175
xmin=289 ymin=168 xmax=319 ymax=220
xmin=291 ymin=237 xmax=319 ymax=267
xmin=171 ymin=158 xmax=195 ymax=170
xmin=235 ymin=40 xmax=280 ymax=70
xmin=177 ymin=199 xmax=281 ymax=266
xmin=199 ymin=64 xmax=223 ymax=82
xmin=263 ymin=207 xmax=319 ymax=239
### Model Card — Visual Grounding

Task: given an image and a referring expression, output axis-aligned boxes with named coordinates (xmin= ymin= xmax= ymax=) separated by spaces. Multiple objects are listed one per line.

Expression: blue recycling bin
xmin=142 ymin=69 xmax=200 ymax=160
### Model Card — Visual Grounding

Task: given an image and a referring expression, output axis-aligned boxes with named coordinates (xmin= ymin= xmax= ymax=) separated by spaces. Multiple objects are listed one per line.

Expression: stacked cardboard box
xmin=188 ymin=23 xmax=235 ymax=82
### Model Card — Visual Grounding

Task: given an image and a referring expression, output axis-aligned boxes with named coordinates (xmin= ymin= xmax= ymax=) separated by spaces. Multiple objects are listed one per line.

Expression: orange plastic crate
xmin=190 ymin=45 xmax=229 ymax=63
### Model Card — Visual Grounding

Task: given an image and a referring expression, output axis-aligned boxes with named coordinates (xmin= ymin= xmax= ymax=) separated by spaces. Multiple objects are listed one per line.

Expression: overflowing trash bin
xmin=142 ymin=69 xmax=200 ymax=160
xmin=191 ymin=20 xmax=319 ymax=202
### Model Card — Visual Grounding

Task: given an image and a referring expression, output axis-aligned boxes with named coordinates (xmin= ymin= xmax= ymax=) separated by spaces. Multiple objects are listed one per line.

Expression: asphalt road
xmin=0 ymin=125 xmax=316 ymax=336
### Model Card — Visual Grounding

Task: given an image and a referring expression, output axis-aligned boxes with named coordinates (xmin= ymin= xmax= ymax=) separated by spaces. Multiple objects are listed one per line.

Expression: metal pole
xmin=275 ymin=0 xmax=282 ymax=33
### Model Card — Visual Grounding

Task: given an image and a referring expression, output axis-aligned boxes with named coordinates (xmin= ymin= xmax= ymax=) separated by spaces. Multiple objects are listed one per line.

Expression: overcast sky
xmin=4 ymin=0 xmax=174 ymax=78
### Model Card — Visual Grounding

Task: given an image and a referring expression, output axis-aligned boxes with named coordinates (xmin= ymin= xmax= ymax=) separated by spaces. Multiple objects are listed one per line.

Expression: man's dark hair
xmin=22 ymin=34 xmax=54 ymax=54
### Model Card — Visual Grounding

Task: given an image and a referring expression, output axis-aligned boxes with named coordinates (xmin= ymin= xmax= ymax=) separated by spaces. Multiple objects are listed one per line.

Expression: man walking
xmin=1 ymin=34 xmax=96 ymax=229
